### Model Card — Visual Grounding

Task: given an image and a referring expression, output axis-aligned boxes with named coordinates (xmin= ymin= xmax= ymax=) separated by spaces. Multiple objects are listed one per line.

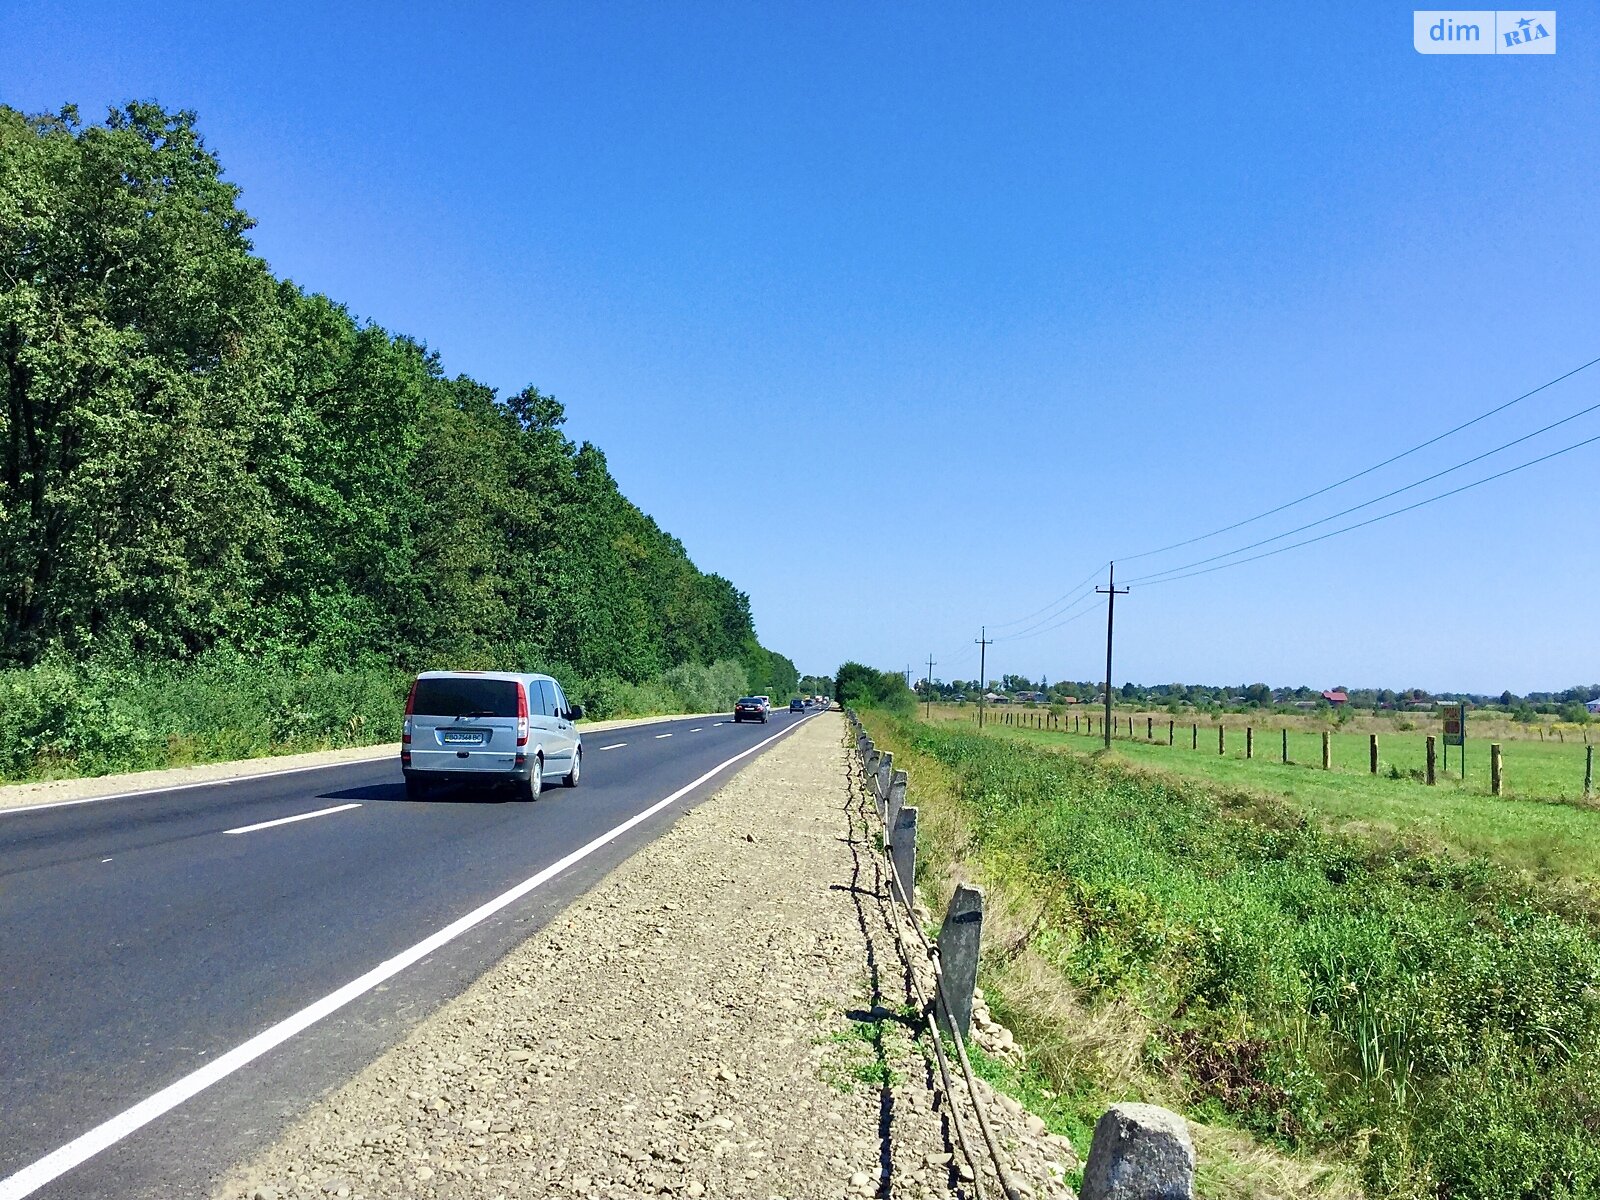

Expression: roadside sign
xmin=1442 ymin=704 xmax=1466 ymax=746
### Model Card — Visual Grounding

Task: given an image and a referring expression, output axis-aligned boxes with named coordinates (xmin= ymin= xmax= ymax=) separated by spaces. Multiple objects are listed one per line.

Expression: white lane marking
xmin=711 ymin=721 xmax=724 ymax=726
xmin=655 ymin=733 xmax=672 ymax=739
xmin=0 ymin=712 xmax=820 ymax=1200
xmin=599 ymin=743 xmax=628 ymax=751
xmin=0 ymin=753 xmax=395 ymax=817
xmin=223 ymin=803 xmax=362 ymax=836
xmin=689 ymin=728 xmax=703 ymax=732
xmin=100 ymin=858 xmax=112 ymax=864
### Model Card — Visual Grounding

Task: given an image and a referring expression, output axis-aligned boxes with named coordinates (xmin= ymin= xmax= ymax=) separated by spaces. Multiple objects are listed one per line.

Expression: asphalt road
xmin=0 ymin=706 xmax=823 ymax=1199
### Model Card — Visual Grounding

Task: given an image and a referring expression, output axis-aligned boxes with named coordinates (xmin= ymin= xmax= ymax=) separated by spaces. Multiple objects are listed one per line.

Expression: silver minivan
xmin=401 ymin=670 xmax=583 ymax=800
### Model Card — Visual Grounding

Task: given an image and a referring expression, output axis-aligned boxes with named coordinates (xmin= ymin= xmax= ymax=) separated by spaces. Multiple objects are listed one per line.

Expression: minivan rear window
xmin=412 ymin=677 xmax=520 ymax=718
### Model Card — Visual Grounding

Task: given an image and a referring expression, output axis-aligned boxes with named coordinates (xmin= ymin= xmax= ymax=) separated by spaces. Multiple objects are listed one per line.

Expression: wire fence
xmin=977 ymin=708 xmax=1596 ymax=800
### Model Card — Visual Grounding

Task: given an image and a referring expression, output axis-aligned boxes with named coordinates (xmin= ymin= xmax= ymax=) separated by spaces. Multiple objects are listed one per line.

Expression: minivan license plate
xmin=442 ymin=731 xmax=485 ymax=745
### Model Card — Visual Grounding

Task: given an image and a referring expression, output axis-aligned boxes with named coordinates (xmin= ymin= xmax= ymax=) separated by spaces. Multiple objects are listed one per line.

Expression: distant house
xmin=1588 ymin=699 xmax=1600 ymax=715
xmin=1062 ymin=696 xmax=1080 ymax=705
xmin=984 ymin=692 xmax=1011 ymax=705
xmin=1322 ymin=690 xmax=1349 ymax=706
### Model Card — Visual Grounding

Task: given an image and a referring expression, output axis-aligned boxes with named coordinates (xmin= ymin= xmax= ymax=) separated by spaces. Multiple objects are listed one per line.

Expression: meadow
xmin=862 ymin=707 xmax=1600 ymax=1200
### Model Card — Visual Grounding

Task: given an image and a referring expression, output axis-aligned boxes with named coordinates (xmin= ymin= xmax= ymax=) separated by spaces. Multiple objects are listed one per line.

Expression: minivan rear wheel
xmin=562 ymin=747 xmax=581 ymax=788
xmin=517 ymin=756 xmax=543 ymax=802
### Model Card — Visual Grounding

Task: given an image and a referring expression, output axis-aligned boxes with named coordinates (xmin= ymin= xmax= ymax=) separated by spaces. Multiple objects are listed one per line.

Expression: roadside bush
xmin=0 ymin=653 xmax=747 ymax=784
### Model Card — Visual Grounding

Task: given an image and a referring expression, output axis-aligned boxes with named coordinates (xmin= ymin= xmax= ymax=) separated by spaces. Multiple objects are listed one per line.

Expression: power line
xmin=1134 ymin=428 xmax=1600 ymax=588
xmin=995 ymin=593 xmax=1104 ymax=642
xmin=991 ymin=576 xmax=1104 ymax=641
xmin=1123 ymin=394 xmax=1600 ymax=586
xmin=1118 ymin=353 xmax=1600 ymax=564
xmin=982 ymin=563 xmax=1107 ymax=631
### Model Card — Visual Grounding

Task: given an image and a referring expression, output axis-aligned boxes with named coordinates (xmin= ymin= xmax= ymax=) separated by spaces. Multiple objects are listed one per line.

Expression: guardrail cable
xmin=845 ymin=713 xmax=1028 ymax=1200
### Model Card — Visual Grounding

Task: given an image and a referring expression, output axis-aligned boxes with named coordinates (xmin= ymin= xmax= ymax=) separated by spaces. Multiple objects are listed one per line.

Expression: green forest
xmin=0 ymin=102 xmax=796 ymax=780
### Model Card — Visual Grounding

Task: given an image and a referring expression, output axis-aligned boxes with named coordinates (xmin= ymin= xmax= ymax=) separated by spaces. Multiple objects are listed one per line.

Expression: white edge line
xmin=0 ymin=711 xmax=820 ymax=1200
xmin=223 ymin=803 xmax=362 ymax=836
xmin=0 ymin=753 xmax=396 ymax=817
xmin=598 ymin=743 xmax=628 ymax=751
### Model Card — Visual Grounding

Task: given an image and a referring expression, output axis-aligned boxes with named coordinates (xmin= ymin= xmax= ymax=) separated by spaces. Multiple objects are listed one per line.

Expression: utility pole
xmin=1096 ymin=562 xmax=1129 ymax=749
xmin=975 ymin=626 xmax=994 ymax=729
xmin=925 ymin=653 xmax=937 ymax=718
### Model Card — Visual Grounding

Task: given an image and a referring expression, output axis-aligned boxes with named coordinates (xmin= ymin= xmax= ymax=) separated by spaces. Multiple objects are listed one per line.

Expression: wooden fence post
xmin=1282 ymin=728 xmax=1288 ymax=764
xmin=1169 ymin=720 xmax=1175 ymax=746
xmin=1426 ymin=735 xmax=1437 ymax=785
xmin=1370 ymin=734 xmax=1379 ymax=775
xmin=1586 ymin=746 xmax=1594 ymax=801
xmin=1218 ymin=725 xmax=1226 ymax=755
xmin=1322 ymin=731 xmax=1331 ymax=770
xmin=1192 ymin=723 xmax=1197 ymax=749
xmin=1246 ymin=727 xmax=1254 ymax=759
xmin=1147 ymin=716 xmax=1153 ymax=740
xmin=1491 ymin=743 xmax=1503 ymax=796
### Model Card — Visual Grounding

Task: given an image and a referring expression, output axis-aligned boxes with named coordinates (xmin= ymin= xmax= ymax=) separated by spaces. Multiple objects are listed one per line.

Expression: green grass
xmin=865 ymin=711 xmax=1600 ymax=1200
xmin=983 ymin=718 xmax=1600 ymax=890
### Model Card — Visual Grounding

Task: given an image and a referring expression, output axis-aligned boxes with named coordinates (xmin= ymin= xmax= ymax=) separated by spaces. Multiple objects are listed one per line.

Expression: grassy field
xmin=861 ymin=708 xmax=1600 ymax=1200
xmin=928 ymin=706 xmax=1600 ymax=889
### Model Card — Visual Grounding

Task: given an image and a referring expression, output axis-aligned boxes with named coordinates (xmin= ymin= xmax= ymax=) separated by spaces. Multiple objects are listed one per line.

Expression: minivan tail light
xmin=403 ymin=681 xmax=417 ymax=744
xmin=516 ymin=682 xmax=529 ymax=746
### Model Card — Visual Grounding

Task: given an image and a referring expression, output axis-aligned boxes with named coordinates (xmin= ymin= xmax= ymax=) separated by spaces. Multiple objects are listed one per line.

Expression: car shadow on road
xmin=317 ymin=782 xmax=519 ymax=805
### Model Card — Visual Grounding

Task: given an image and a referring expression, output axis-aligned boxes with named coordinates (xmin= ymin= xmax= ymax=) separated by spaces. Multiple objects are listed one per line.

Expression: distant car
xmin=790 ymin=698 xmax=804 ymax=712
xmin=754 ymin=695 xmax=771 ymax=714
xmin=734 ymin=696 xmax=768 ymax=723
xmin=401 ymin=670 xmax=583 ymax=800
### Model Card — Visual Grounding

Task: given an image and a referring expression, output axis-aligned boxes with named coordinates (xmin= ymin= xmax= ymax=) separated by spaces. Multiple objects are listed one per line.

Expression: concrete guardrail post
xmin=934 ymin=883 xmax=984 ymax=1042
xmin=886 ymin=769 xmax=907 ymax=829
xmin=891 ymin=806 xmax=918 ymax=897
xmin=876 ymin=750 xmax=894 ymax=802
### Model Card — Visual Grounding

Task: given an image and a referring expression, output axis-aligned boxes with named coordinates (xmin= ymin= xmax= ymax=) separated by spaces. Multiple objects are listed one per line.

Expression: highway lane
xmin=0 ymin=706 xmax=823 ymax=1199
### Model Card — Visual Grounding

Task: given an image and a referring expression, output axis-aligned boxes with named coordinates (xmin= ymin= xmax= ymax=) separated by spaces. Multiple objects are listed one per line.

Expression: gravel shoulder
xmin=0 ymin=712 xmax=719 ymax=812
xmin=214 ymin=712 xmax=1076 ymax=1200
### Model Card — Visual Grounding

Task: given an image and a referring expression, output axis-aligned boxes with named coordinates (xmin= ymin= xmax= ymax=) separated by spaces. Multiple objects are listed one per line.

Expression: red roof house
xmin=1322 ymin=690 xmax=1348 ymax=706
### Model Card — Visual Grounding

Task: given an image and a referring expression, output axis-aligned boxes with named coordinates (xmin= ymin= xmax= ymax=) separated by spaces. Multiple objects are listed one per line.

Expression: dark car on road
xmin=733 ymin=696 xmax=768 ymax=723
xmin=789 ymin=698 xmax=804 ymax=712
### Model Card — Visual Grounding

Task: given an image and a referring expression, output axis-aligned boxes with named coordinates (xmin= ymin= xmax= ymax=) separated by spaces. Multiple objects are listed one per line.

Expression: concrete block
xmin=1081 ymin=1103 xmax=1195 ymax=1200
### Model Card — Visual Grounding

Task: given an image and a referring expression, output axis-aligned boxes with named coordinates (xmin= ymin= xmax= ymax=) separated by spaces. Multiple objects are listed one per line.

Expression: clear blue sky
xmin=7 ymin=3 xmax=1597 ymax=694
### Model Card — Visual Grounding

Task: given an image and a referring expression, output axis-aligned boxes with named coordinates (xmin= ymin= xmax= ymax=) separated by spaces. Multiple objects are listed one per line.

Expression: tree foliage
xmin=0 ymin=103 xmax=783 ymax=687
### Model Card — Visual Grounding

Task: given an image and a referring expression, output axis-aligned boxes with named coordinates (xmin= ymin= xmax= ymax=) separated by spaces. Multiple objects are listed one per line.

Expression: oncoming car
xmin=402 ymin=670 xmax=583 ymax=800
xmin=733 ymin=696 xmax=768 ymax=723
